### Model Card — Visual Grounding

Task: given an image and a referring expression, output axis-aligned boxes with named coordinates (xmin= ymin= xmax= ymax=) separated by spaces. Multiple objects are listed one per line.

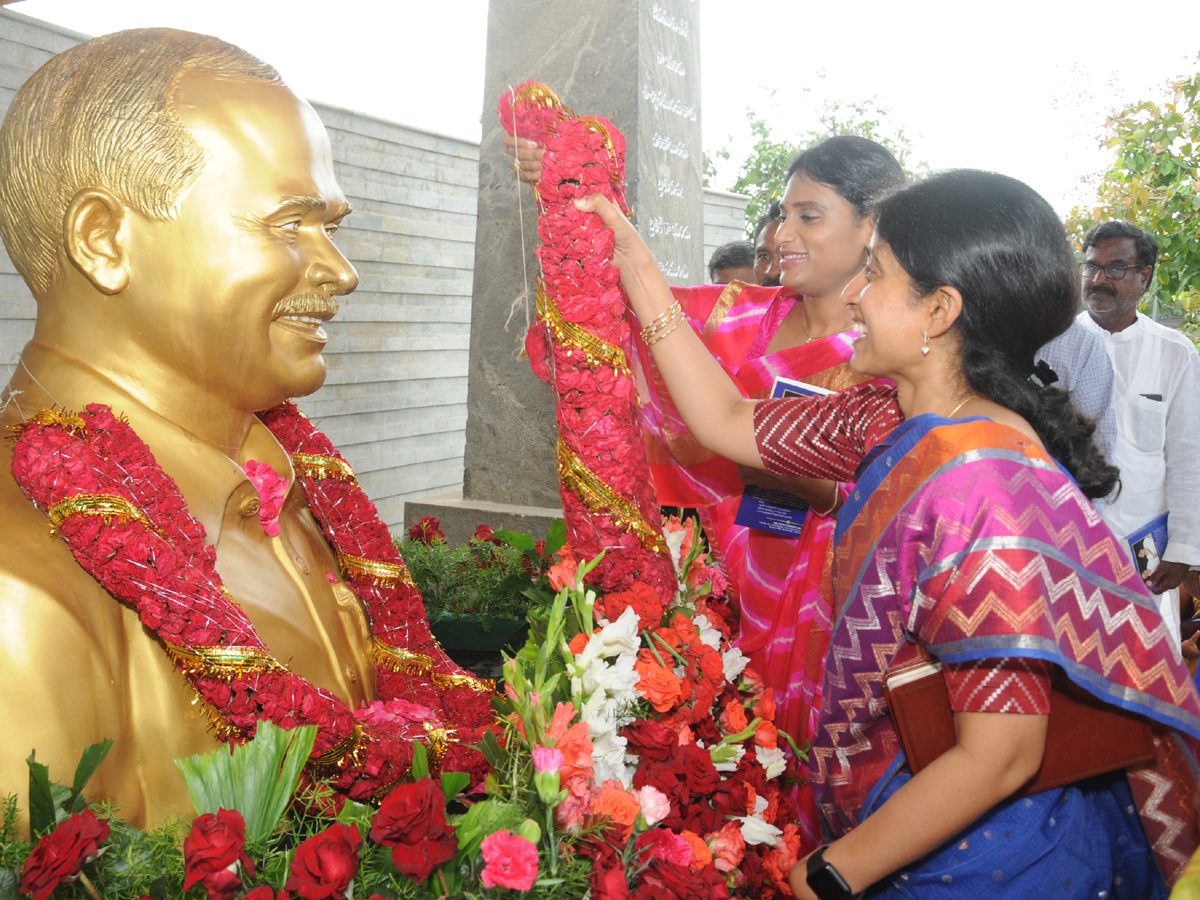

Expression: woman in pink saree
xmin=634 ymin=137 xmax=903 ymax=840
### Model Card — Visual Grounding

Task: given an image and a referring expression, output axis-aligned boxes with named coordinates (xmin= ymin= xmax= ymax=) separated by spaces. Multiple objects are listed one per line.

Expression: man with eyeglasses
xmin=1079 ymin=220 xmax=1200 ymax=642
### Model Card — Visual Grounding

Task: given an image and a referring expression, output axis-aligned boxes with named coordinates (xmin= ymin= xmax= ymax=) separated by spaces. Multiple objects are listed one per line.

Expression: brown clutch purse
xmin=883 ymin=643 xmax=1156 ymax=795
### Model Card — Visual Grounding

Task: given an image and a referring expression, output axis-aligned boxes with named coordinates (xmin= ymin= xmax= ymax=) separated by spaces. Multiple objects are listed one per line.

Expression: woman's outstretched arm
xmin=575 ymin=192 xmax=765 ymax=468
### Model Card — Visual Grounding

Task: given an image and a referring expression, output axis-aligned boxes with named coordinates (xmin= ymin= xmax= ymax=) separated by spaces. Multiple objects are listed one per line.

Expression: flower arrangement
xmin=2 ymin=519 xmax=800 ymax=900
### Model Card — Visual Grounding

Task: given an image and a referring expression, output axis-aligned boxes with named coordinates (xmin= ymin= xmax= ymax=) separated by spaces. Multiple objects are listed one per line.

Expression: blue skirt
xmin=862 ymin=764 xmax=1166 ymax=899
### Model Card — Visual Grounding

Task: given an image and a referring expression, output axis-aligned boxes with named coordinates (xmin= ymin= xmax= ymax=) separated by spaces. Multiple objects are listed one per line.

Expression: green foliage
xmin=714 ymin=83 xmax=925 ymax=230
xmin=1066 ymin=57 xmax=1200 ymax=307
xmin=400 ymin=521 xmax=565 ymax=623
xmin=174 ymin=721 xmax=316 ymax=843
xmin=26 ymin=740 xmax=111 ymax=838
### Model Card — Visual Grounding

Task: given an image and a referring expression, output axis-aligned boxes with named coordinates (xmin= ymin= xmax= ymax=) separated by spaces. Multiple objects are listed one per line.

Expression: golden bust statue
xmin=0 ymin=29 xmax=485 ymax=829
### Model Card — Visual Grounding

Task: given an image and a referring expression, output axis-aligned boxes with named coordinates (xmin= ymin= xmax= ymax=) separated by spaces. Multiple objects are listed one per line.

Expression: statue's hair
xmin=0 ymin=28 xmax=280 ymax=297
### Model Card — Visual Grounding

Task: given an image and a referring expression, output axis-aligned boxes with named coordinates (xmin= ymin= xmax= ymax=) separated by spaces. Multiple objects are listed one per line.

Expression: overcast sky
xmin=8 ymin=0 xmax=1199 ymax=215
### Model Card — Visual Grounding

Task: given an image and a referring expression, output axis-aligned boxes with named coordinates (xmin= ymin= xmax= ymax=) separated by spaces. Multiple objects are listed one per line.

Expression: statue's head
xmin=0 ymin=28 xmax=358 ymax=412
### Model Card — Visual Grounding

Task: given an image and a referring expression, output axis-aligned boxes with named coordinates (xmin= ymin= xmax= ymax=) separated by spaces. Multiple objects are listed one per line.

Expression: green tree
xmin=712 ymin=92 xmax=923 ymax=231
xmin=1066 ymin=59 xmax=1200 ymax=310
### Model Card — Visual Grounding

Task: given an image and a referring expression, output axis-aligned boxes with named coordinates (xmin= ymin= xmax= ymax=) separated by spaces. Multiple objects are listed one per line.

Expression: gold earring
xmin=921 ymin=331 xmax=930 ymax=356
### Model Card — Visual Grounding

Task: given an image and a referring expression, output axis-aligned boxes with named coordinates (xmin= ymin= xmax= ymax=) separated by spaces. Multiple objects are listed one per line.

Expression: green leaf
xmin=479 ymin=729 xmax=508 ymax=769
xmin=493 ymin=529 xmax=535 ymax=555
xmin=451 ymin=798 xmax=523 ymax=855
xmin=411 ymin=741 xmax=430 ymax=781
xmin=174 ymin=721 xmax=316 ymax=843
xmin=70 ymin=739 xmax=112 ymax=798
xmin=26 ymin=752 xmax=54 ymax=838
xmin=543 ymin=520 xmax=567 ymax=556
xmin=0 ymin=868 xmax=19 ymax=900
xmin=440 ymin=771 xmax=470 ymax=799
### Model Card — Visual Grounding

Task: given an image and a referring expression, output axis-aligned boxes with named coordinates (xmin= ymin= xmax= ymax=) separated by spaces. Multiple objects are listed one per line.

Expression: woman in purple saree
xmin=580 ymin=169 xmax=1200 ymax=896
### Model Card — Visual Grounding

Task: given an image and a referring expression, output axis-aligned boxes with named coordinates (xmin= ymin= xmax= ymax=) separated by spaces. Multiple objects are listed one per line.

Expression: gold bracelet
xmin=640 ymin=299 xmax=682 ymax=342
xmin=644 ymin=312 xmax=685 ymax=346
xmin=813 ymin=482 xmax=841 ymax=517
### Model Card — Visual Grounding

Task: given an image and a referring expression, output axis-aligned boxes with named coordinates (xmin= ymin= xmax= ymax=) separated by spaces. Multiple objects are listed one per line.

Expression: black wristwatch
xmin=806 ymin=846 xmax=855 ymax=900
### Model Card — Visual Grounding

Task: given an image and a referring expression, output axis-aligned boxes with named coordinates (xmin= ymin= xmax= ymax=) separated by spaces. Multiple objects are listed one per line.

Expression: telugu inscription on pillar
xmin=636 ymin=0 xmax=703 ymax=285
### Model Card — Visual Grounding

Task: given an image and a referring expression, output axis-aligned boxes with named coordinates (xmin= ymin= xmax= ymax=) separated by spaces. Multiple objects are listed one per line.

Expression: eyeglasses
xmin=1080 ymin=262 xmax=1148 ymax=280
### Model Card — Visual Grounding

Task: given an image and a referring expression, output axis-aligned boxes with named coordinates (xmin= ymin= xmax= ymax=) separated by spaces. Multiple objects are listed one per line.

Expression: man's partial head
xmin=1081 ymin=220 xmax=1157 ymax=333
xmin=753 ymin=200 xmax=782 ymax=286
xmin=0 ymin=28 xmax=280 ymax=299
xmin=0 ymin=29 xmax=358 ymax=413
xmin=709 ymin=239 xmax=755 ymax=284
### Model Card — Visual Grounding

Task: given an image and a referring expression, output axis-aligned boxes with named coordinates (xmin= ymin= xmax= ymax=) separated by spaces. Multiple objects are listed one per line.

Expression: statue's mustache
xmin=272 ymin=292 xmax=339 ymax=320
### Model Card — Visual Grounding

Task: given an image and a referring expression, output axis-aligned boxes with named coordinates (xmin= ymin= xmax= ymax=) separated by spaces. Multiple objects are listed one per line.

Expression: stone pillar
xmin=406 ymin=0 xmax=703 ymax=547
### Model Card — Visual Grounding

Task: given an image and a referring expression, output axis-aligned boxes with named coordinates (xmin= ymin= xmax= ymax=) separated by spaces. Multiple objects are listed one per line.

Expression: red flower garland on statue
xmin=10 ymin=403 xmax=493 ymax=806
xmin=499 ymin=83 xmax=676 ymax=608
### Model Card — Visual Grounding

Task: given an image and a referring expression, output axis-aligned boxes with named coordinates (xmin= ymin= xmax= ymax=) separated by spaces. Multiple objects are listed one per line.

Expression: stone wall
xmin=0 ymin=9 xmax=746 ymax=530
xmin=703 ymin=189 xmax=754 ymax=280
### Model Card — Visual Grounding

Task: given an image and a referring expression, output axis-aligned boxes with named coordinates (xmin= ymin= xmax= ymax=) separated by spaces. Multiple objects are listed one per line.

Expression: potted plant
xmin=396 ymin=518 xmax=566 ymax=653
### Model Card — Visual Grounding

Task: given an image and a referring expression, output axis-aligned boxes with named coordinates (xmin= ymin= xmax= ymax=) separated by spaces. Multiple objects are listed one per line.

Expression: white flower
xmin=751 ymin=792 xmax=769 ymax=815
xmin=591 ymin=729 xmax=631 ymax=785
xmin=756 ymin=745 xmax=787 ymax=780
xmin=597 ymin=606 xmax=641 ymax=657
xmin=694 ymin=614 xmax=722 ymax=650
xmin=664 ymin=527 xmax=687 ymax=570
xmin=736 ymin=815 xmax=783 ymax=845
xmin=711 ymin=743 xmax=745 ymax=772
xmin=722 ymin=646 xmax=750 ymax=682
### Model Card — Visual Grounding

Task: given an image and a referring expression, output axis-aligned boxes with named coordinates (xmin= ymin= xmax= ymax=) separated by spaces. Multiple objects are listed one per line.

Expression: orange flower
xmin=680 ymin=831 xmax=712 ymax=873
xmin=763 ymin=823 xmax=803 ymax=894
xmin=589 ymin=781 xmax=641 ymax=839
xmin=708 ymin=821 xmax=745 ymax=873
xmin=720 ymin=700 xmax=748 ymax=736
xmin=547 ymin=702 xmax=594 ymax=782
xmin=754 ymin=719 xmax=778 ymax=750
xmin=670 ymin=613 xmax=697 ymax=647
xmin=635 ymin=659 xmax=683 ymax=712
xmin=548 ymin=558 xmax=579 ymax=592
xmin=754 ymin=687 xmax=776 ymax=722
xmin=568 ymin=632 xmax=590 ymax=656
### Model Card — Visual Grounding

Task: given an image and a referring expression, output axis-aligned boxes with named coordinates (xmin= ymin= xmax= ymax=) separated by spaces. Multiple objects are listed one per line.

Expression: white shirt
xmin=1081 ymin=311 xmax=1200 ymax=637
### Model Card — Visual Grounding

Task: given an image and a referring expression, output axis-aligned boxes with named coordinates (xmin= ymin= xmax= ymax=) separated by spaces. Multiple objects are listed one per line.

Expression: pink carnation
xmin=532 ymin=746 xmax=564 ymax=774
xmin=633 ymin=784 xmax=671 ymax=827
xmin=242 ymin=460 xmax=289 ymax=537
xmin=480 ymin=830 xmax=539 ymax=891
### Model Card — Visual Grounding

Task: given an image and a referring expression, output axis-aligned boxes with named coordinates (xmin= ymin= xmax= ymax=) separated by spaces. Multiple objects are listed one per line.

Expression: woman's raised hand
xmin=503 ymin=133 xmax=544 ymax=185
xmin=572 ymin=193 xmax=657 ymax=285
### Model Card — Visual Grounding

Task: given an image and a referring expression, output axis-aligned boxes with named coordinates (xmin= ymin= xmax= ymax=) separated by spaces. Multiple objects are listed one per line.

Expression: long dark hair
xmin=784 ymin=135 xmax=905 ymax=219
xmin=874 ymin=169 xmax=1118 ymax=499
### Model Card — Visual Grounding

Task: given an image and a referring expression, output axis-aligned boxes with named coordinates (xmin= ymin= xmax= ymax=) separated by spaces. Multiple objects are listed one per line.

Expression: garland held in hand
xmin=10 ymin=402 xmax=494 ymax=804
xmin=500 ymin=81 xmax=676 ymax=607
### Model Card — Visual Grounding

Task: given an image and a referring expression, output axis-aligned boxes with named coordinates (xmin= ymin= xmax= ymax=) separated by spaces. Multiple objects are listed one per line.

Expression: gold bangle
xmin=813 ymin=482 xmax=841 ymax=517
xmin=644 ymin=312 xmax=685 ymax=346
xmin=640 ymin=299 xmax=683 ymax=341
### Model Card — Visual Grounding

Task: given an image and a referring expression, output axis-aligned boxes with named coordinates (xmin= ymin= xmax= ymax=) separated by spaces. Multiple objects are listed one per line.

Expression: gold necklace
xmin=947 ymin=394 xmax=977 ymax=417
xmin=799 ymin=304 xmax=853 ymax=344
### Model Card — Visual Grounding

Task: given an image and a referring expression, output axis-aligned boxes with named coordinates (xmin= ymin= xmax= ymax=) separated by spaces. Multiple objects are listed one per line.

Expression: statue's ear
xmin=64 ymin=188 xmax=131 ymax=295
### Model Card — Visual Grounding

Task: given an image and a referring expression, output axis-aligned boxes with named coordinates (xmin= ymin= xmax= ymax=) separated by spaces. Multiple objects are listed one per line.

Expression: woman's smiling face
xmin=774 ymin=174 xmax=873 ymax=300
xmin=844 ymin=237 xmax=931 ymax=380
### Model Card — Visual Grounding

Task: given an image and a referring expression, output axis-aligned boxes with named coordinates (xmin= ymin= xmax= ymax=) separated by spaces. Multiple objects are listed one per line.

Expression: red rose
xmin=241 ymin=888 xmax=279 ymax=900
xmin=634 ymin=857 xmax=729 ymax=900
xmin=19 ymin=809 xmax=110 ymax=900
xmin=182 ymin=808 xmax=254 ymax=898
xmin=407 ymin=516 xmax=445 ymax=545
xmin=284 ymin=823 xmax=362 ymax=899
xmin=369 ymin=779 xmax=457 ymax=883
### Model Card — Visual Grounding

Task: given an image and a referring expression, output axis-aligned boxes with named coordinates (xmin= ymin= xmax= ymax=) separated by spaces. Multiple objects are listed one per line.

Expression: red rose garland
xmin=10 ymin=403 xmax=493 ymax=805
xmin=499 ymin=82 xmax=676 ymax=606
